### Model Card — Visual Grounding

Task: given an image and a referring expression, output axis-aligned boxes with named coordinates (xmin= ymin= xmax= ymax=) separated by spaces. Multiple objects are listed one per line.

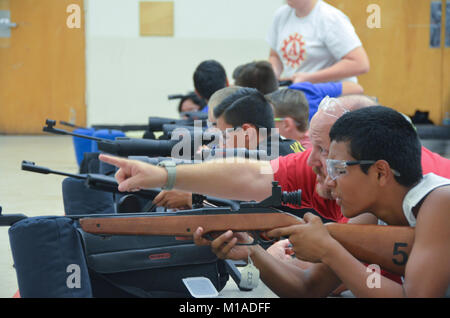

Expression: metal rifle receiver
xmin=239 ymin=181 xmax=301 ymax=209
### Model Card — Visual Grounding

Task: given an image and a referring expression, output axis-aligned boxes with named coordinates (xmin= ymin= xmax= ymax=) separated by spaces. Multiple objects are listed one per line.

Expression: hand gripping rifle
xmin=77 ymin=182 xmax=414 ymax=276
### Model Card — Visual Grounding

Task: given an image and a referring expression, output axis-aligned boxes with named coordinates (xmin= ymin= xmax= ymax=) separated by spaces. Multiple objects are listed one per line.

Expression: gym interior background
xmin=0 ymin=0 xmax=449 ymax=298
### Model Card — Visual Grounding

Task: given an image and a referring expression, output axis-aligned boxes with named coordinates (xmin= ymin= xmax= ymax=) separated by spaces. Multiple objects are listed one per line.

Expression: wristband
xmin=157 ymin=160 xmax=177 ymax=190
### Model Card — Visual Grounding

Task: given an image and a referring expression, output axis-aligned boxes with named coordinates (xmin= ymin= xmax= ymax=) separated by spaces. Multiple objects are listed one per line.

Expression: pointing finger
xmin=99 ymin=154 xmax=128 ymax=168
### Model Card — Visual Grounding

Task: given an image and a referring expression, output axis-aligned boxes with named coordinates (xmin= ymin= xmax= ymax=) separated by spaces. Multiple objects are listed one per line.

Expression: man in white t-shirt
xmin=267 ymin=0 xmax=370 ymax=83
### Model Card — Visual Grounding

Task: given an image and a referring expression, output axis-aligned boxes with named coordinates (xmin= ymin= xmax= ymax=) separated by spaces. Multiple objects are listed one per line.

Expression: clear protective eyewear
xmin=274 ymin=117 xmax=302 ymax=127
xmin=317 ymin=96 xmax=349 ymax=119
xmin=326 ymin=159 xmax=401 ymax=181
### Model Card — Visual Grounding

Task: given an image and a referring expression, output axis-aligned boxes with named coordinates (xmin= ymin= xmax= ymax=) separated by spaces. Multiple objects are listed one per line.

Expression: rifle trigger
xmin=243 ymin=231 xmax=275 ymax=247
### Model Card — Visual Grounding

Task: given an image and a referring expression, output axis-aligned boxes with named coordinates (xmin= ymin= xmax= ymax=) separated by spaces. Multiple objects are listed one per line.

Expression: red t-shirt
xmin=270 ymin=146 xmax=450 ymax=223
xmin=421 ymin=146 xmax=450 ymax=177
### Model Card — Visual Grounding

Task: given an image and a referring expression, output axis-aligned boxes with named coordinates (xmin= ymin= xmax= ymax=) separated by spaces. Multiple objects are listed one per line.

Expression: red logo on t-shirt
xmin=281 ymin=33 xmax=306 ymax=68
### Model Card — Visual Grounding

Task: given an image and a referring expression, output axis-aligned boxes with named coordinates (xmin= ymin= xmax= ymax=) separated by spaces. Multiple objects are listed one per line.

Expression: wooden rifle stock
xmin=79 ymin=211 xmax=414 ymax=276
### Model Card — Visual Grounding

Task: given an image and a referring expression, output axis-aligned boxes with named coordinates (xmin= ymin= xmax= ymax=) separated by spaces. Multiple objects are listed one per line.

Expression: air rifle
xmin=59 ymin=115 xmax=207 ymax=134
xmin=21 ymin=160 xmax=161 ymax=201
xmin=278 ymin=80 xmax=293 ymax=87
xmin=201 ymin=148 xmax=269 ymax=161
xmin=161 ymin=124 xmax=208 ymax=139
xmin=77 ymin=182 xmax=414 ymax=276
xmin=147 ymin=116 xmax=207 ymax=133
xmin=43 ymin=119 xmax=217 ymax=159
xmin=128 ymin=148 xmax=268 ymax=165
xmin=21 ymin=160 xmax=242 ymax=211
xmin=59 ymin=120 xmax=148 ymax=132
xmin=179 ymin=111 xmax=209 ymax=120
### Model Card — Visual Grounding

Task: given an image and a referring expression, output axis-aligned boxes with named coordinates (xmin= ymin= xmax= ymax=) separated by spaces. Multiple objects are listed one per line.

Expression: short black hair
xmin=213 ymin=87 xmax=257 ymax=119
xmin=329 ymin=106 xmax=422 ymax=187
xmin=220 ymin=89 xmax=275 ymax=130
xmin=233 ymin=61 xmax=279 ymax=94
xmin=193 ymin=60 xmax=228 ymax=100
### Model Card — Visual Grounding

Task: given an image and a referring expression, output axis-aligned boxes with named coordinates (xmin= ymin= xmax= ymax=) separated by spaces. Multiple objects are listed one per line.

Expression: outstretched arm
xmin=99 ymin=154 xmax=274 ymax=202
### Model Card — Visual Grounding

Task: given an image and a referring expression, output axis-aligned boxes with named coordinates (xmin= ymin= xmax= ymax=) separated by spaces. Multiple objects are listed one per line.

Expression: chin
xmin=340 ymin=205 xmax=361 ymax=219
xmin=316 ymin=183 xmax=334 ymax=200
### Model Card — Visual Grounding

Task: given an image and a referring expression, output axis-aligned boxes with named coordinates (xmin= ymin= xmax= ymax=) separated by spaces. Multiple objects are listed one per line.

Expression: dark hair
xmin=177 ymin=92 xmax=207 ymax=113
xmin=233 ymin=61 xmax=279 ymax=94
xmin=213 ymin=87 xmax=257 ymax=119
xmin=265 ymin=88 xmax=309 ymax=132
xmin=221 ymin=89 xmax=275 ymax=130
xmin=193 ymin=60 xmax=228 ymax=100
xmin=329 ymin=106 xmax=422 ymax=187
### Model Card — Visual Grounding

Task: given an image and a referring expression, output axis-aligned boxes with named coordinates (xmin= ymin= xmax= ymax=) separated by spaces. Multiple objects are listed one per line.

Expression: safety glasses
xmin=317 ymin=96 xmax=349 ymax=119
xmin=326 ymin=159 xmax=401 ymax=181
xmin=274 ymin=117 xmax=301 ymax=124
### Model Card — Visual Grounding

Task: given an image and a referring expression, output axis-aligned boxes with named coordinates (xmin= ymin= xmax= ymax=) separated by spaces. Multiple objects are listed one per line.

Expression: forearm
xmin=341 ymin=81 xmax=364 ymax=95
xmin=250 ymin=245 xmax=340 ymax=298
xmin=174 ymin=159 xmax=273 ymax=201
xmin=305 ymin=58 xmax=368 ymax=83
xmin=322 ymin=239 xmax=405 ymax=298
xmin=100 ymin=154 xmax=274 ymax=201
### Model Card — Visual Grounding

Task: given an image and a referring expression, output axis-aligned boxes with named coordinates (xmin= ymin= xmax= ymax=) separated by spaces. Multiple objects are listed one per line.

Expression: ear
xmin=241 ymin=123 xmax=258 ymax=149
xmin=373 ymin=160 xmax=392 ymax=186
xmin=241 ymin=123 xmax=258 ymax=136
xmin=284 ymin=117 xmax=296 ymax=131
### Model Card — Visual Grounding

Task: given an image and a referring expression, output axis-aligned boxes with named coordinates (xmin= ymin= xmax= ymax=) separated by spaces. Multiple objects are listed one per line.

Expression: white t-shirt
xmin=266 ymin=0 xmax=362 ymax=82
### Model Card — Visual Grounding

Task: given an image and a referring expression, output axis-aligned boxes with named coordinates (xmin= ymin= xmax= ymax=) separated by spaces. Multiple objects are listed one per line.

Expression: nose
xmin=307 ymin=148 xmax=321 ymax=168
xmin=324 ymin=174 xmax=336 ymax=188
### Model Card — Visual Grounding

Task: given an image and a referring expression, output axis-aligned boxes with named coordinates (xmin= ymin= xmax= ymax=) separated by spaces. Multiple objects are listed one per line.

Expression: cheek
xmin=274 ymin=123 xmax=285 ymax=134
xmin=225 ymin=134 xmax=244 ymax=148
xmin=338 ymin=178 xmax=373 ymax=215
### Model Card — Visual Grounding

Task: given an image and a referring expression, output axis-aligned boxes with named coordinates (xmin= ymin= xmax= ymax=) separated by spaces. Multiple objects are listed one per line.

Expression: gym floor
xmin=1 ymin=135 xmax=448 ymax=298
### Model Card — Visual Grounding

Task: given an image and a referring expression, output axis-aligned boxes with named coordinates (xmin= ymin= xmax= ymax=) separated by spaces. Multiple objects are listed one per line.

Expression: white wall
xmin=85 ymin=0 xmax=285 ymax=125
